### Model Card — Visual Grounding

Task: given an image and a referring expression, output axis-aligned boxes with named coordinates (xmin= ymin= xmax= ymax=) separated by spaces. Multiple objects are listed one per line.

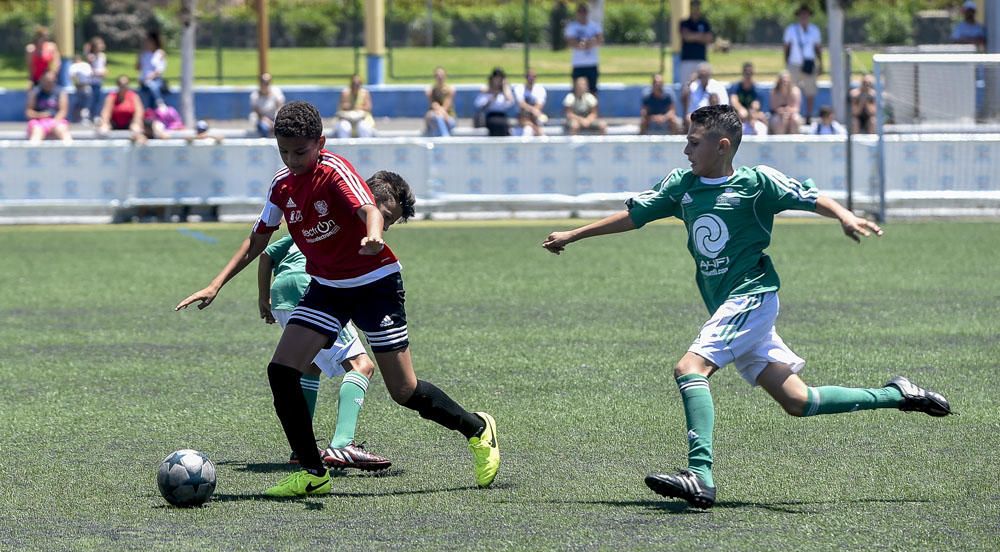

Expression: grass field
xmin=0 ymin=46 xmax=878 ymax=86
xmin=1 ymin=219 xmax=997 ymax=550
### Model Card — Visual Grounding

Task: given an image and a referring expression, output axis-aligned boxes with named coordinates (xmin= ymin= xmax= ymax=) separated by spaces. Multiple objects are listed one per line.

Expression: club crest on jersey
xmin=288 ymin=210 xmax=303 ymax=224
xmin=716 ymin=188 xmax=741 ymax=208
xmin=314 ymin=200 xmax=329 ymax=217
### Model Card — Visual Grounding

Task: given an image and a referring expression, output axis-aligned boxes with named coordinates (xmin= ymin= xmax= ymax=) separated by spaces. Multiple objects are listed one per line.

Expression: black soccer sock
xmin=402 ymin=380 xmax=485 ymax=439
xmin=267 ymin=362 xmax=324 ymax=471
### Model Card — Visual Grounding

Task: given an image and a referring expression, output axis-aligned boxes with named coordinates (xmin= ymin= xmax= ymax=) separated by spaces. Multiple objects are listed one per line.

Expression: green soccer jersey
xmin=264 ymin=235 xmax=311 ymax=311
xmin=627 ymin=165 xmax=819 ymax=314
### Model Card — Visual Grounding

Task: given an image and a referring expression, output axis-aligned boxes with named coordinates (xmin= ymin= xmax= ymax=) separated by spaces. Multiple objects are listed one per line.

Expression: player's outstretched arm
xmin=175 ymin=231 xmax=272 ymax=311
xmin=357 ymin=204 xmax=385 ymax=255
xmin=542 ymin=210 xmax=637 ymax=255
xmin=815 ymin=195 xmax=884 ymax=243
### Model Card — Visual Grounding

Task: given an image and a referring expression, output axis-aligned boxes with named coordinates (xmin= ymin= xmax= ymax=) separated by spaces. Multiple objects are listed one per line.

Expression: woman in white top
xmin=86 ymin=37 xmax=107 ymax=123
xmin=250 ymin=73 xmax=285 ymax=137
xmin=136 ymin=31 xmax=166 ymax=108
xmin=473 ymin=67 xmax=515 ymax=137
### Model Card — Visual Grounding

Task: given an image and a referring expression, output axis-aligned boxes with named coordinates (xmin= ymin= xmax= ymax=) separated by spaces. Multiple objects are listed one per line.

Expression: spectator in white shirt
xmin=680 ymin=63 xmax=728 ymax=129
xmin=813 ymin=105 xmax=846 ymax=135
xmin=783 ymin=4 xmax=822 ymax=123
xmin=474 ymin=67 xmax=516 ymax=137
xmin=563 ymin=75 xmax=606 ymax=135
xmin=513 ymin=68 xmax=549 ymax=137
xmin=68 ymin=54 xmax=94 ymax=123
xmin=86 ymin=36 xmax=107 ymax=124
xmin=136 ymin=30 xmax=167 ymax=108
xmin=564 ymin=3 xmax=603 ymax=94
xmin=250 ymin=73 xmax=285 ymax=137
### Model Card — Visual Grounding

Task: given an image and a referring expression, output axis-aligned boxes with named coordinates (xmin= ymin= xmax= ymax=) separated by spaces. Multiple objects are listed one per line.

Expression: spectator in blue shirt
xmin=640 ymin=73 xmax=680 ymax=135
xmin=952 ymin=1 xmax=986 ymax=51
xmin=678 ymin=0 xmax=713 ymax=86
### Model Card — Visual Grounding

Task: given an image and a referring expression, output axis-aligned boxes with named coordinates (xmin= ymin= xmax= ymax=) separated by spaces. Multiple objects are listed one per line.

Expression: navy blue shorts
xmin=288 ymin=272 xmax=409 ymax=353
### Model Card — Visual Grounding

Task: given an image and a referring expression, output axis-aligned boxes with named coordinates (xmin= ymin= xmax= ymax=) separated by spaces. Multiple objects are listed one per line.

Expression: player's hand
xmin=840 ymin=214 xmax=883 ymax=243
xmin=258 ymin=297 xmax=275 ymax=324
xmin=175 ymin=286 xmax=219 ymax=311
xmin=359 ymin=236 xmax=385 ymax=255
xmin=542 ymin=231 xmax=574 ymax=255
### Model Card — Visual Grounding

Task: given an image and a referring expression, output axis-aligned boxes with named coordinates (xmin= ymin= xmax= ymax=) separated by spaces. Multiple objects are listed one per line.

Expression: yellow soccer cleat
xmin=468 ymin=412 xmax=500 ymax=488
xmin=263 ymin=469 xmax=331 ymax=498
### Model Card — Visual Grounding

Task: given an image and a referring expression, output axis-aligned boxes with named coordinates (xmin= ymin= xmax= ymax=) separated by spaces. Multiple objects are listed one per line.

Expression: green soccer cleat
xmin=263 ymin=469 xmax=331 ymax=498
xmin=468 ymin=412 xmax=500 ymax=488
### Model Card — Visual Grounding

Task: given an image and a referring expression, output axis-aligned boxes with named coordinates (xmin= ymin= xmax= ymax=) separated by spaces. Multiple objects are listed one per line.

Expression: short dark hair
xmin=818 ymin=105 xmax=833 ymax=118
xmin=274 ymin=101 xmax=324 ymax=139
xmin=690 ymin=105 xmax=743 ymax=152
xmin=367 ymin=170 xmax=416 ymax=222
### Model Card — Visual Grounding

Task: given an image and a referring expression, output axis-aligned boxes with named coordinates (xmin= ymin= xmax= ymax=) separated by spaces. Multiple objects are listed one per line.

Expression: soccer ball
xmin=157 ymin=449 xmax=216 ymax=507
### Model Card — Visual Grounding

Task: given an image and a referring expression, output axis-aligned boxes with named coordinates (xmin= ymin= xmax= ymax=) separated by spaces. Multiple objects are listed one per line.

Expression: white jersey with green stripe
xmin=627 ymin=165 xmax=819 ymax=314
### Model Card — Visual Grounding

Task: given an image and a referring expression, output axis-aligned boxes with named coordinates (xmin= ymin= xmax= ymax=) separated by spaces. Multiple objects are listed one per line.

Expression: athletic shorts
xmin=272 ymin=309 xmax=365 ymax=378
xmin=688 ymin=292 xmax=805 ymax=386
xmin=288 ymin=272 xmax=409 ymax=353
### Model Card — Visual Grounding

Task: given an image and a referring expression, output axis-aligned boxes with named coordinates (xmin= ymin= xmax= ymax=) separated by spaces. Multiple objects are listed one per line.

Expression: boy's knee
xmin=387 ymin=381 xmax=416 ymax=405
xmin=673 ymin=359 xmax=704 ymax=379
xmin=344 ymin=354 xmax=376 ymax=379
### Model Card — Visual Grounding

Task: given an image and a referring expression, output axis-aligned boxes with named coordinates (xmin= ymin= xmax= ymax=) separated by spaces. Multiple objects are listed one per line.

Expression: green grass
xmin=0 ymin=46 xmax=878 ymax=86
xmin=1 ymin=219 xmax=997 ymax=550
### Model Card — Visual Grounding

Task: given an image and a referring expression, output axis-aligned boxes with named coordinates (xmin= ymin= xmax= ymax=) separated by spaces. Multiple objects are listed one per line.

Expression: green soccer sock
xmin=330 ymin=371 xmax=370 ymax=448
xmin=300 ymin=374 xmax=321 ymax=420
xmin=676 ymin=373 xmax=715 ymax=488
xmin=802 ymin=385 xmax=903 ymax=417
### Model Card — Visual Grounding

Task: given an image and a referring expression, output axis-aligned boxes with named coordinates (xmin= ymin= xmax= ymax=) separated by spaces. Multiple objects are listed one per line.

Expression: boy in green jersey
xmin=258 ymin=234 xmax=390 ymax=471
xmin=542 ymin=105 xmax=951 ymax=509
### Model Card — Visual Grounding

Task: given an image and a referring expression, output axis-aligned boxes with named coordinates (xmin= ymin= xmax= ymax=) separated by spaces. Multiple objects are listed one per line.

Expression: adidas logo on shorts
xmin=379 ymin=315 xmax=393 ymax=328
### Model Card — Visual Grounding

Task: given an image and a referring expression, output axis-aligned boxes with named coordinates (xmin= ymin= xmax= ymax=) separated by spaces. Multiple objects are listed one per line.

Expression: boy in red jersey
xmin=176 ymin=101 xmax=499 ymax=497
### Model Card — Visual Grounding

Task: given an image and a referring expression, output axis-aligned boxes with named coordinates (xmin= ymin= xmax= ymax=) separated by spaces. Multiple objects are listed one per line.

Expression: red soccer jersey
xmin=254 ymin=150 xmax=400 ymax=286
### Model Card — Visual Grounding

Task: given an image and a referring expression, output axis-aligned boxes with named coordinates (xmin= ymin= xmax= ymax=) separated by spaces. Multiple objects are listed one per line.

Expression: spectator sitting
xmin=680 ymin=63 xmax=728 ymax=128
xmin=849 ymin=74 xmax=877 ymax=134
xmin=68 ymin=54 xmax=94 ymax=123
xmin=335 ymin=74 xmax=375 ymax=138
xmin=137 ymin=30 xmax=167 ymax=108
xmin=640 ymin=73 xmax=680 ymax=135
xmin=729 ymin=62 xmax=761 ymax=122
xmin=186 ymin=120 xmax=224 ymax=145
xmin=952 ymin=1 xmax=986 ymax=51
xmin=563 ymin=75 xmax=606 ymax=135
xmin=424 ymin=66 xmax=456 ymax=137
xmin=25 ymin=26 xmax=59 ymax=88
xmin=143 ymin=103 xmax=184 ymax=141
xmin=98 ymin=75 xmax=144 ymax=141
xmin=474 ymin=67 xmax=516 ymax=137
xmin=25 ymin=70 xmax=71 ymax=144
xmin=86 ymin=36 xmax=108 ymax=124
xmin=742 ymin=103 xmax=769 ymax=136
xmin=513 ymin=68 xmax=549 ymax=137
xmin=250 ymin=72 xmax=285 ymax=137
xmin=769 ymin=71 xmax=802 ymax=135
xmin=813 ymin=105 xmax=846 ymax=135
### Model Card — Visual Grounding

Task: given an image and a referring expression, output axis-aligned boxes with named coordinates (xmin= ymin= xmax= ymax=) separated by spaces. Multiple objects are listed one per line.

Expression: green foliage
xmin=605 ymin=4 xmax=655 ymax=44
xmin=493 ymin=2 xmax=546 ymax=44
xmin=408 ymin=11 xmax=454 ymax=47
xmin=278 ymin=4 xmax=340 ymax=47
xmin=859 ymin=5 xmax=913 ymax=44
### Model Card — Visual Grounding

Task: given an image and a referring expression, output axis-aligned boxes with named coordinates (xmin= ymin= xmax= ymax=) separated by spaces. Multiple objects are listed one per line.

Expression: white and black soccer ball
xmin=157 ymin=449 xmax=216 ymax=507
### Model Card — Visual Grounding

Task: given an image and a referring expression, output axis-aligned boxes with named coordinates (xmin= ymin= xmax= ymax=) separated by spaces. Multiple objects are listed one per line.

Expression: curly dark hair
xmin=367 ymin=170 xmax=416 ymax=222
xmin=690 ymin=104 xmax=742 ymax=152
xmin=274 ymin=101 xmax=324 ymax=139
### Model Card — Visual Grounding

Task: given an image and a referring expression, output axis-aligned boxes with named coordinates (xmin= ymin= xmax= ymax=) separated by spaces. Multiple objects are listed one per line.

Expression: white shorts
xmin=272 ymin=309 xmax=367 ymax=378
xmin=688 ymin=292 xmax=805 ymax=386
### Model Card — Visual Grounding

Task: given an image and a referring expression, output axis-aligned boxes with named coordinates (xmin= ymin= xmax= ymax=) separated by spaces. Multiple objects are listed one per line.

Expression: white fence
xmin=1 ymin=135 xmax=998 ymax=223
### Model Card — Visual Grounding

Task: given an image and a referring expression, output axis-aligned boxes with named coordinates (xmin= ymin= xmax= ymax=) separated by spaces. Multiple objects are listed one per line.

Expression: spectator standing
xmin=474 ymin=67 xmax=516 ymax=137
xmin=814 ymin=105 xmax=846 ymax=135
xmin=681 ymin=63 xmax=728 ymax=127
xmin=769 ymin=71 xmax=802 ymax=135
xmin=564 ymin=3 xmax=603 ymax=94
xmin=424 ymin=66 xmax=456 ymax=137
xmin=513 ymin=68 xmax=549 ymax=137
xmin=68 ymin=54 xmax=94 ymax=123
xmin=335 ymin=74 xmax=376 ymax=138
xmin=640 ymin=73 xmax=680 ymax=135
xmin=678 ymin=0 xmax=714 ymax=87
xmin=563 ymin=75 xmax=607 ymax=135
xmin=137 ymin=30 xmax=167 ymax=108
xmin=97 ymin=75 xmax=144 ymax=141
xmin=25 ymin=71 xmax=71 ymax=144
xmin=250 ymin=73 xmax=286 ymax=137
xmin=87 ymin=37 xmax=108 ymax=124
xmin=951 ymin=1 xmax=986 ymax=51
xmin=783 ymin=4 xmax=822 ymax=123
xmin=849 ymin=74 xmax=877 ymax=134
xmin=25 ymin=26 xmax=59 ymax=88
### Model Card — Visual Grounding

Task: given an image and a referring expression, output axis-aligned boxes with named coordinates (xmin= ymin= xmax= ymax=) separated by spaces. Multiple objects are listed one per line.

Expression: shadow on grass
xmin=214 ymin=461 xmax=405 ymax=479
xmin=208 ymin=482 xmax=499 ymax=504
xmin=562 ymin=497 xmax=933 ymax=515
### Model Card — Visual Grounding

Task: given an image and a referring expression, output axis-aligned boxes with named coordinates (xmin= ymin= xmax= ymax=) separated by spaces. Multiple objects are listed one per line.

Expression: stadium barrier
xmin=1 ymin=135 xmax=998 ymax=223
